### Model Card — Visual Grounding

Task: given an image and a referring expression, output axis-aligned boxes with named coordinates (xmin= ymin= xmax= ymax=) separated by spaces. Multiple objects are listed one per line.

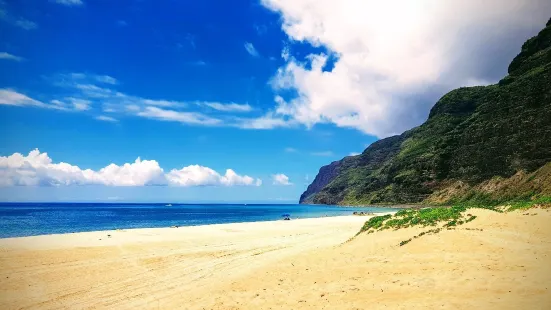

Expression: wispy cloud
xmin=311 ymin=151 xmax=334 ymax=157
xmin=0 ymin=3 xmax=37 ymax=30
xmin=137 ymin=106 xmax=222 ymax=126
xmin=0 ymin=89 xmax=92 ymax=112
xmin=237 ymin=113 xmax=293 ymax=129
xmin=117 ymin=20 xmax=128 ymax=27
xmin=0 ymin=89 xmax=70 ymax=111
xmin=95 ymin=115 xmax=118 ymax=122
xmin=284 ymin=147 xmax=298 ymax=153
xmin=349 ymin=152 xmax=361 ymax=156
xmin=66 ymin=97 xmax=92 ymax=111
xmin=0 ymin=89 xmax=45 ymax=107
xmin=202 ymin=102 xmax=252 ymax=113
xmin=14 ymin=18 xmax=37 ymax=30
xmin=0 ymin=52 xmax=24 ymax=62
xmin=244 ymin=42 xmax=259 ymax=57
xmin=53 ymin=0 xmax=83 ymax=6
xmin=94 ymin=75 xmax=118 ymax=85
xmin=20 ymin=72 xmax=302 ymax=130
xmin=142 ymin=99 xmax=184 ymax=108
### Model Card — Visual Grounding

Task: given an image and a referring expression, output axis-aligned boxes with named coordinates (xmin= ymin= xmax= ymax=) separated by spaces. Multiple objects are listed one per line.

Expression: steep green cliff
xmin=300 ymin=19 xmax=551 ymax=206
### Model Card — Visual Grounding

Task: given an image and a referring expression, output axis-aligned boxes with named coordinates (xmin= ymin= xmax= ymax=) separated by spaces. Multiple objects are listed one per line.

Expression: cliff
xmin=301 ymin=19 xmax=551 ymax=206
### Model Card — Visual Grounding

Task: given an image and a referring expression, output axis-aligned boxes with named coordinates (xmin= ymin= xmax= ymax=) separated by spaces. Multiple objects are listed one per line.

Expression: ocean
xmin=0 ymin=203 xmax=393 ymax=238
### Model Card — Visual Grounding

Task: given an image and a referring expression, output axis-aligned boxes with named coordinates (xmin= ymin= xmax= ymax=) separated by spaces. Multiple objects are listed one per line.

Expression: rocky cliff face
xmin=301 ymin=19 xmax=551 ymax=206
xmin=300 ymin=160 xmax=343 ymax=204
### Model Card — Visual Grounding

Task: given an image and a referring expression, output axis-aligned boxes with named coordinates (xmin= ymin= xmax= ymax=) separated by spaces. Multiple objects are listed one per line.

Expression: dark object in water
xmin=282 ymin=214 xmax=291 ymax=220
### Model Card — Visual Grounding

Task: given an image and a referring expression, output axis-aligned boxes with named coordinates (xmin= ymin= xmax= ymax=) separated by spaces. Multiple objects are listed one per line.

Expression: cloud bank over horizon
xmin=0 ymin=149 xmax=262 ymax=187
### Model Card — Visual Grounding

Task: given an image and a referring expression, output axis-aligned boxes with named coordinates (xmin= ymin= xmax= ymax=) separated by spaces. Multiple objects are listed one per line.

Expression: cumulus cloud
xmin=0 ymin=52 xmax=23 ymax=61
xmin=244 ymin=42 xmax=260 ymax=57
xmin=261 ymin=0 xmax=551 ymax=137
xmin=272 ymin=173 xmax=292 ymax=186
xmin=0 ymin=149 xmax=262 ymax=187
xmin=167 ymin=166 xmax=262 ymax=187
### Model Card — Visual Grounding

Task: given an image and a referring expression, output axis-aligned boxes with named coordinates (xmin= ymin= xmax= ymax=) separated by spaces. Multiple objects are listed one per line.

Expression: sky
xmin=0 ymin=0 xmax=550 ymax=203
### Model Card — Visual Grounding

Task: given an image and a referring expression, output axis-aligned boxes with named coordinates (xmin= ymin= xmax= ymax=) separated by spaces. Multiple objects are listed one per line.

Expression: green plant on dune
xmin=357 ymin=197 xmax=551 ymax=246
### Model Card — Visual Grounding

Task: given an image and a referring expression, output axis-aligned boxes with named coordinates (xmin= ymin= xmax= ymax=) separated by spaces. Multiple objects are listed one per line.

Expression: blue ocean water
xmin=0 ymin=203 xmax=393 ymax=238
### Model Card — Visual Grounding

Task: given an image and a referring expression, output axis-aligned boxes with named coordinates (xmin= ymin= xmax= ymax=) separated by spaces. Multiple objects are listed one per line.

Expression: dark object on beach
xmin=282 ymin=214 xmax=291 ymax=220
xmin=353 ymin=211 xmax=376 ymax=216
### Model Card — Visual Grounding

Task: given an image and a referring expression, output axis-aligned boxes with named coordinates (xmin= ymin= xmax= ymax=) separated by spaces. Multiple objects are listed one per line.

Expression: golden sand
xmin=1 ymin=210 xmax=550 ymax=309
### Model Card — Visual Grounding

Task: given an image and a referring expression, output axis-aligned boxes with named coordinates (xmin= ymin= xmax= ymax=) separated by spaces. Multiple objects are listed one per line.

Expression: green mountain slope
xmin=300 ymin=19 xmax=551 ymax=206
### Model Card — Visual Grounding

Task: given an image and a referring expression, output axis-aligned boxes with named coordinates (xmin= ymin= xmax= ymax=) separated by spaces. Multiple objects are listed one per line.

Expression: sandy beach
xmin=1 ymin=209 xmax=550 ymax=309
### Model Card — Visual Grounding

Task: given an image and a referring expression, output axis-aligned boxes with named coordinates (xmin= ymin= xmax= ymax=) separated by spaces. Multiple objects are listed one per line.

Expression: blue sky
xmin=1 ymin=0 xmax=549 ymax=202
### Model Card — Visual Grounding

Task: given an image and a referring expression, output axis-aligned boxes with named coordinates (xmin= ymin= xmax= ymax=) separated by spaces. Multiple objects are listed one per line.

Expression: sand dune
xmin=1 ymin=209 xmax=550 ymax=309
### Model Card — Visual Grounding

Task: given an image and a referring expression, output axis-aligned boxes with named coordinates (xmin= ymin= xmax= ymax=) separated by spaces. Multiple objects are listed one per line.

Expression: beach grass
xmin=357 ymin=197 xmax=551 ymax=244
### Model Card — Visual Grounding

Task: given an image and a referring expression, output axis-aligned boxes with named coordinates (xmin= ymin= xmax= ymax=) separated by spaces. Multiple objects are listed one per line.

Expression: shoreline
xmin=0 ymin=214 xmax=393 ymax=250
xmin=0 ymin=211 xmax=396 ymax=240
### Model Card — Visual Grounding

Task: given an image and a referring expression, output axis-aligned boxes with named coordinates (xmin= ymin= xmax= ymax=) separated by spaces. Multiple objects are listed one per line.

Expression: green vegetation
xmin=357 ymin=197 xmax=551 ymax=246
xmin=506 ymin=196 xmax=551 ymax=211
xmin=300 ymin=20 xmax=551 ymax=206
xmin=358 ymin=206 xmax=479 ymax=234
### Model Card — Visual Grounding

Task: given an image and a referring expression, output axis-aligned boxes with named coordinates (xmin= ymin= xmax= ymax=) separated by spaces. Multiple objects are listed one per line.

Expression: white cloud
xmin=96 ymin=115 xmax=118 ymax=122
xmin=73 ymin=84 xmax=117 ymax=98
xmin=95 ymin=75 xmax=118 ymax=85
xmin=349 ymin=152 xmax=360 ymax=156
xmin=0 ymin=89 xmax=67 ymax=110
xmin=244 ymin=42 xmax=260 ymax=57
xmin=284 ymin=147 xmax=298 ymax=153
xmin=272 ymin=173 xmax=292 ymax=186
xmin=0 ymin=149 xmax=165 ymax=186
xmin=142 ymin=99 xmax=183 ymax=107
xmin=49 ymin=73 xmax=256 ymax=126
xmin=0 ymin=89 xmax=43 ymax=107
xmin=53 ymin=0 xmax=83 ymax=6
xmin=311 ymin=151 xmax=333 ymax=157
xmin=167 ymin=166 xmax=261 ymax=187
xmin=0 ymin=52 xmax=23 ymax=61
xmin=125 ymin=104 xmax=141 ymax=112
xmin=66 ymin=97 xmax=92 ymax=111
xmin=202 ymin=102 xmax=253 ymax=112
xmin=137 ymin=106 xmax=222 ymax=126
xmin=0 ymin=149 xmax=262 ymax=187
xmin=237 ymin=113 xmax=293 ymax=129
xmin=261 ymin=0 xmax=551 ymax=137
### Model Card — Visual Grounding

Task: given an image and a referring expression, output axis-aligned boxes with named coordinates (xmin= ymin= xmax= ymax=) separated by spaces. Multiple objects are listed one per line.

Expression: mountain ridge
xmin=300 ymin=19 xmax=551 ymax=206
